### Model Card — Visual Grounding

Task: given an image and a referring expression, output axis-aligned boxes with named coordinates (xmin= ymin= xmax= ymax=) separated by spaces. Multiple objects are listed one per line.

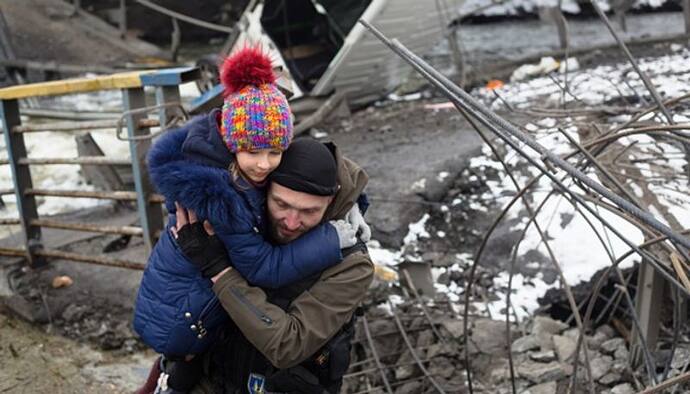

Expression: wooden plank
xmin=0 ymin=71 xmax=145 ymax=99
xmin=0 ymin=67 xmax=199 ymax=99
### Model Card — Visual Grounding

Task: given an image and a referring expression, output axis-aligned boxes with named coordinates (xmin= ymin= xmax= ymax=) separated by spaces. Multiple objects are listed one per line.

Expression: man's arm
xmin=211 ymin=252 xmax=374 ymax=369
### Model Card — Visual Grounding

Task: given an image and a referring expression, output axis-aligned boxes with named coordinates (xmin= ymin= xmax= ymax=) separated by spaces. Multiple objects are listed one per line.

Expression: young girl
xmin=133 ymin=47 xmax=364 ymax=392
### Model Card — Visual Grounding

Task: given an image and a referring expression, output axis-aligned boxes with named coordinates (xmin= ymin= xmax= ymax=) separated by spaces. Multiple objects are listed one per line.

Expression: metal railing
xmin=0 ymin=67 xmax=200 ymax=269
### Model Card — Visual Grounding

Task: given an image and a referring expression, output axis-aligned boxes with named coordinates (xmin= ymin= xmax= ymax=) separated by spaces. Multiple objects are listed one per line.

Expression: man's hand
xmin=329 ymin=219 xmax=357 ymax=249
xmin=344 ymin=204 xmax=371 ymax=242
xmin=172 ymin=202 xmax=231 ymax=279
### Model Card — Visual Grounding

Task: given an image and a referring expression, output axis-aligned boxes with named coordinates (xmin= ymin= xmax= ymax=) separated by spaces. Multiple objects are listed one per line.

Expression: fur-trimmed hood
xmin=147 ymin=110 xmax=247 ymax=224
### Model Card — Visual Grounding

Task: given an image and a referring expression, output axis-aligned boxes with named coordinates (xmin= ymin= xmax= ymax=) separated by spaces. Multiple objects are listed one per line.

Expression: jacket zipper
xmin=230 ymin=287 xmax=273 ymax=325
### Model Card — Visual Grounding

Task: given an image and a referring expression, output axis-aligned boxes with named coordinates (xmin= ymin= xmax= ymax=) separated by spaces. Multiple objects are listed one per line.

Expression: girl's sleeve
xmin=212 ymin=216 xmax=343 ymax=289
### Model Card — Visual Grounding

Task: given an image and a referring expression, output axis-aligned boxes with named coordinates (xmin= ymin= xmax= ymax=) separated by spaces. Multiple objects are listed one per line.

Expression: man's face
xmin=267 ymin=183 xmax=333 ymax=244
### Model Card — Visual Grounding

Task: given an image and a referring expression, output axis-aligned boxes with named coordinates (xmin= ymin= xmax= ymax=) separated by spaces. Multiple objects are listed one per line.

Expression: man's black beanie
xmin=270 ymin=138 xmax=338 ymax=196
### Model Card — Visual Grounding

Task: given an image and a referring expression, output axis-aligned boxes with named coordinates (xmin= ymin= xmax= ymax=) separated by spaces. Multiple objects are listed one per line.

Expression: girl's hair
xmin=228 ymin=161 xmax=250 ymax=190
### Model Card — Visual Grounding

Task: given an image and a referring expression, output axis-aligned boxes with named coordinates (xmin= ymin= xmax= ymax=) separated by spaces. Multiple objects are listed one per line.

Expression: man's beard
xmin=269 ymin=216 xmax=301 ymax=244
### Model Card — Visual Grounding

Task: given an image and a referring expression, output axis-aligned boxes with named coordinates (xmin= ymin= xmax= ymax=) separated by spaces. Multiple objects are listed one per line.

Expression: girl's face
xmin=235 ymin=149 xmax=283 ymax=183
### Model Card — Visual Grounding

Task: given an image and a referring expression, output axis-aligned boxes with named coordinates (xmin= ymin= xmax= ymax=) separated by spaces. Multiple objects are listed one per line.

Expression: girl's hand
xmin=172 ymin=202 xmax=230 ymax=279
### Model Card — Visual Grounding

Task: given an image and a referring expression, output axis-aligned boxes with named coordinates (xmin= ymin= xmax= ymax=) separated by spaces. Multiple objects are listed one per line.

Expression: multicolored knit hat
xmin=219 ymin=47 xmax=293 ymax=153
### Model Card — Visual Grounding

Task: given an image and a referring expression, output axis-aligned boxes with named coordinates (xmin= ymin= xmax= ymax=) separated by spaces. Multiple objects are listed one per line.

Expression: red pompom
xmin=220 ymin=46 xmax=275 ymax=95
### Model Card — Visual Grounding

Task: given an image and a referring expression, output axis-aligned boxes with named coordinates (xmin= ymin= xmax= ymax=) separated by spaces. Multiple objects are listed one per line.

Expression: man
xmin=148 ymin=138 xmax=374 ymax=393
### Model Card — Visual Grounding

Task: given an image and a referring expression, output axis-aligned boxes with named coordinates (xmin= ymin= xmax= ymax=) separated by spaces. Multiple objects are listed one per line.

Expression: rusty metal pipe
xmin=15 ymin=157 xmax=131 ymax=166
xmin=12 ymin=118 xmax=159 ymax=133
xmin=35 ymin=249 xmax=145 ymax=270
xmin=25 ymin=188 xmax=139 ymax=201
xmin=30 ymin=218 xmax=143 ymax=236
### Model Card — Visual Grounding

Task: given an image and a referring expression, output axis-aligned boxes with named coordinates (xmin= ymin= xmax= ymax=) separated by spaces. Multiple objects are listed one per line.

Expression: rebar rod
xmin=361 ymin=315 xmax=394 ymax=394
xmin=357 ymin=25 xmax=690 ymax=391
xmin=588 ymin=0 xmax=675 ymax=125
xmin=643 ymin=369 xmax=690 ymax=394
xmin=401 ymin=269 xmax=447 ymax=344
xmin=358 ymin=19 xmax=690 ymax=252
xmin=389 ymin=302 xmax=447 ymax=394
xmin=460 ymin=110 xmax=596 ymax=393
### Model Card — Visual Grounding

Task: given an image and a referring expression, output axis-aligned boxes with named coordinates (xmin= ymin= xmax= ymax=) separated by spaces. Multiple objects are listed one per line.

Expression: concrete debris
xmin=512 ymin=334 xmax=541 ymax=353
xmin=601 ymin=338 xmax=626 ymax=355
xmin=552 ymin=335 xmax=577 ymax=362
xmin=610 ymin=383 xmax=635 ymax=394
xmin=531 ymin=316 xmax=569 ymax=336
xmin=590 ymin=355 xmax=614 ymax=381
xmin=517 ymin=360 xmax=568 ymax=383
xmin=599 ymin=372 xmax=622 ymax=385
xmin=472 ymin=318 xmax=512 ymax=355
xmin=522 ymin=381 xmax=557 ymax=394
xmin=529 ymin=350 xmax=557 ymax=362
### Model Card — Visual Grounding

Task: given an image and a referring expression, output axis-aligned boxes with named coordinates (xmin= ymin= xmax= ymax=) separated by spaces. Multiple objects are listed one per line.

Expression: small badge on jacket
xmin=247 ymin=373 xmax=266 ymax=394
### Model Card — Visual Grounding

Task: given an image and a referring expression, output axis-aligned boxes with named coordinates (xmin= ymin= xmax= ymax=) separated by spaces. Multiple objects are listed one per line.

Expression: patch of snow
xmin=511 ymin=57 xmax=560 ymax=81
xmin=367 ymin=240 xmax=402 ymax=267
xmin=403 ymin=214 xmax=431 ymax=245
xmin=484 ymin=273 xmax=552 ymax=321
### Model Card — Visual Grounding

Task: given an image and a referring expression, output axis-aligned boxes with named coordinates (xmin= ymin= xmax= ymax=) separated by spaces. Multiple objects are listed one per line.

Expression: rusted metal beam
xmin=36 ymin=249 xmax=145 ymax=270
xmin=123 ymin=87 xmax=164 ymax=251
xmin=0 ymin=99 xmax=45 ymax=267
xmin=0 ymin=246 xmax=145 ymax=269
xmin=25 ymin=188 xmax=138 ymax=201
xmin=12 ymin=118 xmax=159 ymax=133
xmin=0 ymin=188 xmax=13 ymax=195
xmin=0 ymin=218 xmax=20 ymax=225
xmin=0 ymin=157 xmax=131 ymax=166
xmin=0 ymin=247 xmax=25 ymax=257
xmin=29 ymin=219 xmax=143 ymax=236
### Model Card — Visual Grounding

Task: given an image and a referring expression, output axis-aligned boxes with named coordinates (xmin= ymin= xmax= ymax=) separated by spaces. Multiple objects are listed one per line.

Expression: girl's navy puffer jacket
xmin=133 ymin=110 xmax=342 ymax=356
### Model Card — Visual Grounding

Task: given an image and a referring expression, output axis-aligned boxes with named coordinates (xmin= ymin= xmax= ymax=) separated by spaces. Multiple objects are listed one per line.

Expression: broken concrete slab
xmin=517 ymin=360 xmax=568 ymax=383
xmin=553 ymin=335 xmax=577 ymax=362
xmin=512 ymin=334 xmax=541 ymax=353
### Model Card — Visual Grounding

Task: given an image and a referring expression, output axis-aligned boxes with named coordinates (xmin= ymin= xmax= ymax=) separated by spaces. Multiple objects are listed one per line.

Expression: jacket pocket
xmin=230 ymin=287 xmax=273 ymax=326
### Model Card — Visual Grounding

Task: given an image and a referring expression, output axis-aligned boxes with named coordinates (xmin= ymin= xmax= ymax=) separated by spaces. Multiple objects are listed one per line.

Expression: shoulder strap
xmin=341 ymin=240 xmax=368 ymax=259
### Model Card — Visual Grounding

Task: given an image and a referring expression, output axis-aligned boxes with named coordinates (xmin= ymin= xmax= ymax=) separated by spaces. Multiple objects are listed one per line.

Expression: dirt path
xmin=0 ymin=312 xmax=156 ymax=393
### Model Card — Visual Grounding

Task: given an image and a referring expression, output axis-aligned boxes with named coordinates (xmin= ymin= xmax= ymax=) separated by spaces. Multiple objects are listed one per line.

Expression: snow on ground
xmin=457 ymin=0 xmax=672 ymax=17
xmin=477 ymin=49 xmax=690 ymax=109
xmin=373 ymin=46 xmax=690 ymax=321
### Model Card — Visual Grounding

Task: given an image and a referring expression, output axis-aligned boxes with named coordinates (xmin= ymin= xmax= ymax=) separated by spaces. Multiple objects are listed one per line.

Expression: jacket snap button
xmin=190 ymin=325 xmax=198 ymax=331
xmin=253 ymin=226 xmax=259 ymax=233
xmin=184 ymin=312 xmax=192 ymax=319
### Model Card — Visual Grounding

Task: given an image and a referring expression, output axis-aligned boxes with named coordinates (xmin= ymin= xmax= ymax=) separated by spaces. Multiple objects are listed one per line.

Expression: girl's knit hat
xmin=219 ymin=47 xmax=293 ymax=153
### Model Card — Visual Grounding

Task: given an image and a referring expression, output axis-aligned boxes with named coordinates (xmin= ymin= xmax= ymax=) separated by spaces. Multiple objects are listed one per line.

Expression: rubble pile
xmin=344 ymin=301 xmax=466 ymax=393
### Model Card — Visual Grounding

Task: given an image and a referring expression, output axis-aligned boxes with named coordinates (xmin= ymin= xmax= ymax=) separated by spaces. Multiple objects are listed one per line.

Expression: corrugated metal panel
xmin=311 ymin=0 xmax=445 ymax=106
